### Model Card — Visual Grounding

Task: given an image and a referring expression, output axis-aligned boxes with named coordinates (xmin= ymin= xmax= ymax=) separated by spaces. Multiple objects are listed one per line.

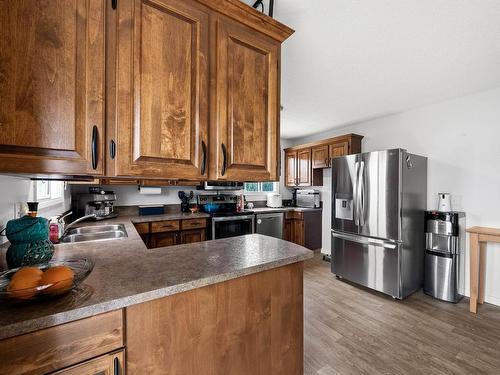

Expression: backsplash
xmin=0 ymin=176 xmax=72 ymax=244
xmin=71 ymin=184 xmax=278 ymax=208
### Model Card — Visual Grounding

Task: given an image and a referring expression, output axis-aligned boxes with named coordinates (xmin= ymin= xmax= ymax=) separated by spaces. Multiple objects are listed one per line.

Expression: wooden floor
xmin=303 ymin=254 xmax=500 ymax=375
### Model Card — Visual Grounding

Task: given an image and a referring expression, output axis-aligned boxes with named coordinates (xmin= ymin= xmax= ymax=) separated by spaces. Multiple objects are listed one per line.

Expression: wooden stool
xmin=466 ymin=227 xmax=500 ymax=313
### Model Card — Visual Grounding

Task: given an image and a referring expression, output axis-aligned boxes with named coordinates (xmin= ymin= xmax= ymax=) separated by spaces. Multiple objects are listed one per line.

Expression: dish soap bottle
xmin=49 ymin=217 xmax=60 ymax=244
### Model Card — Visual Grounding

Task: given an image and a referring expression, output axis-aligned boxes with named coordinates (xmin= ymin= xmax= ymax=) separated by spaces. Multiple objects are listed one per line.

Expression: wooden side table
xmin=466 ymin=227 xmax=500 ymax=313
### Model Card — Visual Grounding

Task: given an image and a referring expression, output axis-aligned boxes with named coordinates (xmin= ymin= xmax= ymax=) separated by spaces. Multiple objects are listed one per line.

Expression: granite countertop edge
xmin=0 ymin=251 xmax=311 ymax=340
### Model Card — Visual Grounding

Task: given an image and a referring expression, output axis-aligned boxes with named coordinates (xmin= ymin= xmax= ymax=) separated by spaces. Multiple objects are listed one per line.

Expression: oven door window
xmin=214 ymin=219 xmax=253 ymax=239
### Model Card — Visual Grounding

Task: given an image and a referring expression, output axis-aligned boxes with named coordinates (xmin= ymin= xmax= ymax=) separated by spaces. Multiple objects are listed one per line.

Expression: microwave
xmin=296 ymin=189 xmax=320 ymax=208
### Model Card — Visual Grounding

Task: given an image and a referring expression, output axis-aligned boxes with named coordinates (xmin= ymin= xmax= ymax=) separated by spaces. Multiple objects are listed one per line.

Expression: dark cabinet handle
xmin=91 ymin=125 xmax=98 ymax=170
xmin=111 ymin=0 xmax=117 ymax=10
xmin=110 ymin=139 xmax=116 ymax=160
xmin=221 ymin=143 xmax=227 ymax=176
xmin=201 ymin=140 xmax=207 ymax=175
xmin=114 ymin=356 xmax=120 ymax=375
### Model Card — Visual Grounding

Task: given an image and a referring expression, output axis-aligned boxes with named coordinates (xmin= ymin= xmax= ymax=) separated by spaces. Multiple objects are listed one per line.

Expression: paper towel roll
xmin=139 ymin=186 xmax=162 ymax=195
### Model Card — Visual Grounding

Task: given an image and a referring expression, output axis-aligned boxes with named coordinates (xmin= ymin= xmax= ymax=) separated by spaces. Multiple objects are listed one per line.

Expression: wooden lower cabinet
xmin=284 ymin=210 xmax=322 ymax=250
xmin=0 ymin=310 xmax=123 ymax=375
xmin=180 ymin=229 xmax=206 ymax=244
xmin=53 ymin=350 xmax=124 ymax=375
xmin=126 ymin=262 xmax=303 ymax=375
xmin=139 ymin=218 xmax=208 ymax=249
xmin=284 ymin=218 xmax=304 ymax=246
xmin=151 ymin=232 xmax=179 ymax=248
xmin=284 ymin=219 xmax=292 ymax=242
xmin=0 ymin=265 xmax=305 ymax=375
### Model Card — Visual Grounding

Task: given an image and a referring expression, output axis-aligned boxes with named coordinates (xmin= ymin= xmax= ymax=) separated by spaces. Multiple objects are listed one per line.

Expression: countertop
xmin=248 ymin=206 xmax=323 ymax=214
xmin=129 ymin=211 xmax=210 ymax=223
xmin=0 ymin=216 xmax=313 ymax=340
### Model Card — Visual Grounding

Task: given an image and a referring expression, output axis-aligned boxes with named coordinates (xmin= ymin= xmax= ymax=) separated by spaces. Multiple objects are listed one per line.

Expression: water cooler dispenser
xmin=424 ymin=211 xmax=465 ymax=303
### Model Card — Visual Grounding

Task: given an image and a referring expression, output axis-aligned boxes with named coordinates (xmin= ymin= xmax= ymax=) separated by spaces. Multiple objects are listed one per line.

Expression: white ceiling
xmin=266 ymin=0 xmax=500 ymax=139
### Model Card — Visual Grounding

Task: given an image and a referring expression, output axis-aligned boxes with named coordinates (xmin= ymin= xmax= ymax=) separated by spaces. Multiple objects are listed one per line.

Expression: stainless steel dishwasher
xmin=255 ymin=212 xmax=284 ymax=239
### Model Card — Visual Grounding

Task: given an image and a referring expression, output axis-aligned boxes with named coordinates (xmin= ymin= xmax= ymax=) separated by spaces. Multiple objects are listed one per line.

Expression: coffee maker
xmin=74 ymin=192 xmax=118 ymax=220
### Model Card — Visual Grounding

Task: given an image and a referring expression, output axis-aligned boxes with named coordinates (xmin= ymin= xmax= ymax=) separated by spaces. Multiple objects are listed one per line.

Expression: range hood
xmin=198 ymin=181 xmax=244 ymax=191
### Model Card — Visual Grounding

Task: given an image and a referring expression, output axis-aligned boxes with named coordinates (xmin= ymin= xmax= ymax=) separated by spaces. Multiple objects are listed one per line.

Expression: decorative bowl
xmin=0 ymin=258 xmax=94 ymax=302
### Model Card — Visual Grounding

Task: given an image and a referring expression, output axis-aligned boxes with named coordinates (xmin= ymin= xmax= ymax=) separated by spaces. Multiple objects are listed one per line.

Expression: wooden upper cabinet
xmin=110 ymin=0 xmax=209 ymax=179
xmin=285 ymin=150 xmax=297 ymax=186
xmin=312 ymin=144 xmax=330 ymax=169
xmin=297 ymin=148 xmax=312 ymax=186
xmin=0 ymin=0 xmax=105 ymax=175
xmin=329 ymin=141 xmax=349 ymax=160
xmin=213 ymin=16 xmax=280 ymax=181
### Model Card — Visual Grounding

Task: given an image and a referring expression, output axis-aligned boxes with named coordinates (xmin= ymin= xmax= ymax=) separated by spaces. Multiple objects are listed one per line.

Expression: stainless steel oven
xmin=211 ymin=215 xmax=255 ymax=240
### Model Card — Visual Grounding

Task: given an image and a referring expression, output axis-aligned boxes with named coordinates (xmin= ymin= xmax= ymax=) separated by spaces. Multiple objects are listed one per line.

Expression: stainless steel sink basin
xmin=66 ymin=224 xmax=126 ymax=235
xmin=61 ymin=224 xmax=128 ymax=243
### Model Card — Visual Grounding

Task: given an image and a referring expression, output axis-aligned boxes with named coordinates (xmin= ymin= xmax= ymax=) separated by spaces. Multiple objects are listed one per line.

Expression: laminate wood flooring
xmin=303 ymin=254 xmax=500 ymax=375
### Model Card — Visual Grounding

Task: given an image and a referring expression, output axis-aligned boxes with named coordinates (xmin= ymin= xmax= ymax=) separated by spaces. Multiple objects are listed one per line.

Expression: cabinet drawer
xmin=52 ymin=350 xmax=124 ymax=375
xmin=0 ymin=310 xmax=123 ymax=375
xmin=134 ymin=222 xmax=150 ymax=234
xmin=151 ymin=220 xmax=180 ymax=233
xmin=285 ymin=211 xmax=304 ymax=220
xmin=181 ymin=218 xmax=207 ymax=230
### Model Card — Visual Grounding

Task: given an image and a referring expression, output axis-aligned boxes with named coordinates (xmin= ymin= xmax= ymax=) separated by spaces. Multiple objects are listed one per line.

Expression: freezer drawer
xmin=331 ymin=231 xmax=401 ymax=298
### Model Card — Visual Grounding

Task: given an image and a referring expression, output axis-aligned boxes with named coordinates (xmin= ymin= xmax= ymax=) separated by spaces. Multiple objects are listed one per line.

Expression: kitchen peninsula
xmin=0 ymin=217 xmax=312 ymax=375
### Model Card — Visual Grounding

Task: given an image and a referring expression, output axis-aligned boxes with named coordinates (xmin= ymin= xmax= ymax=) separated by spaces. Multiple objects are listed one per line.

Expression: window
xmin=33 ymin=180 xmax=65 ymax=209
xmin=244 ymin=182 xmax=278 ymax=194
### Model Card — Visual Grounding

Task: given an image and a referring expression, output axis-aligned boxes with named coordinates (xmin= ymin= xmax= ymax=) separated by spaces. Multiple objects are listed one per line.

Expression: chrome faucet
xmin=61 ymin=214 xmax=96 ymax=237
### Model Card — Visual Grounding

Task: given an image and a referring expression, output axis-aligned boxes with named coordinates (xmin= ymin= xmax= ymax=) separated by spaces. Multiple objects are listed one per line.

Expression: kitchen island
xmin=0 ymin=218 xmax=312 ymax=374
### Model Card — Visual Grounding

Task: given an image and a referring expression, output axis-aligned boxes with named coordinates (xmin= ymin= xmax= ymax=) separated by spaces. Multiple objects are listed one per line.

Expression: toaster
xmin=266 ymin=193 xmax=283 ymax=208
xmin=296 ymin=189 xmax=320 ymax=208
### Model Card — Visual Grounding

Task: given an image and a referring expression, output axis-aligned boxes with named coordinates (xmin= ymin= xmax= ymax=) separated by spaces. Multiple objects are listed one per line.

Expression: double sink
xmin=61 ymin=224 xmax=128 ymax=243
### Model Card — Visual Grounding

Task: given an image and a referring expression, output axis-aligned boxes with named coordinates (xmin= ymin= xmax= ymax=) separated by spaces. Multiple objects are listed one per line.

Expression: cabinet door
xmin=297 ymin=148 xmax=311 ymax=186
xmin=285 ymin=151 xmax=297 ymax=187
xmin=312 ymin=144 xmax=329 ymax=169
xmin=0 ymin=0 xmax=105 ymax=175
xmin=284 ymin=219 xmax=292 ymax=242
xmin=329 ymin=141 xmax=349 ymax=160
xmin=53 ymin=350 xmax=124 ymax=375
xmin=152 ymin=232 xmax=179 ymax=248
xmin=112 ymin=0 xmax=209 ymax=179
xmin=292 ymin=220 xmax=305 ymax=246
xmin=214 ymin=16 xmax=280 ymax=181
xmin=180 ymin=229 xmax=205 ymax=244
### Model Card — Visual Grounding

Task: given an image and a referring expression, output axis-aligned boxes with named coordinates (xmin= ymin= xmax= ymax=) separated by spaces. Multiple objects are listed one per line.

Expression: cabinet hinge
xmin=111 ymin=0 xmax=117 ymax=10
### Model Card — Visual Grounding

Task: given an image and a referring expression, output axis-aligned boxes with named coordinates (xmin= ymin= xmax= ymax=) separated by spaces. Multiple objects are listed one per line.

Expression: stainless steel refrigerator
xmin=331 ymin=149 xmax=427 ymax=299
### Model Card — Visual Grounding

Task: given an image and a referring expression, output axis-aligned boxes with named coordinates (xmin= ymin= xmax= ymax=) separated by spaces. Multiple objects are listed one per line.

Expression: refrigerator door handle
xmin=358 ymin=161 xmax=365 ymax=226
xmin=331 ymin=231 xmax=398 ymax=249
xmin=354 ymin=161 xmax=360 ymax=226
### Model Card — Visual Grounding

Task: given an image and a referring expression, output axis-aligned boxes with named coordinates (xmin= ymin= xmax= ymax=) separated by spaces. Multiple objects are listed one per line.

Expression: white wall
xmin=0 ymin=176 xmax=72 ymax=244
xmin=284 ymin=87 xmax=500 ymax=305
